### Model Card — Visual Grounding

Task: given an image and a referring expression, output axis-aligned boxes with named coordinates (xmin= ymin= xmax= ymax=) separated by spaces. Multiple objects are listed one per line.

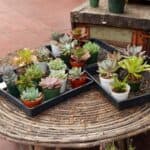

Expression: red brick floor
xmin=0 ymin=0 xmax=84 ymax=149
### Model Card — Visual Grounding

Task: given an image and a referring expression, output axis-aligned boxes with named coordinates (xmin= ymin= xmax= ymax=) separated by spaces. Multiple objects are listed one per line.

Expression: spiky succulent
xmin=83 ymin=41 xmax=100 ymax=54
xmin=0 ymin=65 xmax=17 ymax=85
xmin=123 ymin=45 xmax=146 ymax=58
xmin=68 ymin=67 xmax=84 ymax=79
xmin=21 ymin=87 xmax=41 ymax=101
xmin=48 ymin=58 xmax=67 ymax=70
xmin=98 ymin=59 xmax=118 ymax=78
xmin=37 ymin=47 xmax=50 ymax=61
xmin=39 ymin=77 xmax=62 ymax=89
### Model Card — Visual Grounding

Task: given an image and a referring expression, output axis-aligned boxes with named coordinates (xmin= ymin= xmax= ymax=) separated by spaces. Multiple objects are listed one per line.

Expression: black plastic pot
xmin=89 ymin=0 xmax=99 ymax=8
xmin=108 ymin=0 xmax=126 ymax=14
xmin=87 ymin=52 xmax=99 ymax=65
xmin=129 ymin=81 xmax=141 ymax=92
xmin=7 ymin=84 xmax=20 ymax=98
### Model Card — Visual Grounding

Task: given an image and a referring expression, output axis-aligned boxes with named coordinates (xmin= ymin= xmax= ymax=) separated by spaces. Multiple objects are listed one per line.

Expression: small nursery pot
xmin=111 ymin=84 xmax=130 ymax=101
xmin=129 ymin=81 xmax=141 ymax=92
xmin=70 ymin=57 xmax=86 ymax=68
xmin=43 ymin=88 xmax=60 ymax=100
xmin=69 ymin=74 xmax=88 ymax=88
xmin=108 ymin=0 xmax=126 ymax=14
xmin=87 ymin=51 xmax=99 ymax=65
xmin=60 ymin=78 xmax=67 ymax=93
xmin=89 ymin=0 xmax=99 ymax=8
xmin=51 ymin=44 xmax=61 ymax=57
xmin=22 ymin=94 xmax=43 ymax=108
xmin=7 ymin=84 xmax=20 ymax=98
xmin=99 ymin=76 xmax=113 ymax=93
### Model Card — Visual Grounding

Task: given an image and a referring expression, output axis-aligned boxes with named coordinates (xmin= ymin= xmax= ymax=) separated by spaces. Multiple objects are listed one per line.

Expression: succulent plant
xmin=13 ymin=48 xmax=37 ymax=67
xmin=50 ymin=71 xmax=67 ymax=79
xmin=71 ymin=47 xmax=91 ymax=61
xmin=111 ymin=76 xmax=127 ymax=93
xmin=83 ymin=41 xmax=100 ymax=54
xmin=123 ymin=45 xmax=146 ymax=58
xmin=36 ymin=47 xmax=51 ymax=61
xmin=48 ymin=58 xmax=67 ymax=70
xmin=98 ymin=59 xmax=119 ymax=78
xmin=0 ymin=65 xmax=17 ymax=85
xmin=39 ymin=77 xmax=62 ymax=89
xmin=21 ymin=87 xmax=41 ymax=101
xmin=107 ymin=51 xmax=122 ymax=61
xmin=118 ymin=56 xmax=150 ymax=81
xmin=59 ymin=33 xmax=72 ymax=44
xmin=25 ymin=65 xmax=43 ymax=81
xmin=68 ymin=67 xmax=84 ymax=79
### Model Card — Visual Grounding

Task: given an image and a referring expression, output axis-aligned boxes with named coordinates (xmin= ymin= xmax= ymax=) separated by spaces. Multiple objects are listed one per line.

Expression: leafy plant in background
xmin=105 ymin=142 xmax=117 ymax=150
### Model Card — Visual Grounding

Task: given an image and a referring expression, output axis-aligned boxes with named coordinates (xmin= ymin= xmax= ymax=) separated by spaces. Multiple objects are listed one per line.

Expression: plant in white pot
xmin=48 ymin=58 xmax=67 ymax=74
xmin=98 ymin=59 xmax=118 ymax=93
xmin=50 ymin=71 xmax=68 ymax=93
xmin=110 ymin=76 xmax=130 ymax=101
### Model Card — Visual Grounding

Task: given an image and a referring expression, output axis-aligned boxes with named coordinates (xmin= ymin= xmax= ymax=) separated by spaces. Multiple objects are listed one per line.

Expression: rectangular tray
xmin=0 ymin=75 xmax=94 ymax=117
xmin=86 ymin=61 xmax=150 ymax=110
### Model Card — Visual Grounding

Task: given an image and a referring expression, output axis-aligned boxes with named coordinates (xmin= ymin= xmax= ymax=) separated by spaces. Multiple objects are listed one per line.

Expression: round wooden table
xmin=0 ymin=54 xmax=149 ymax=150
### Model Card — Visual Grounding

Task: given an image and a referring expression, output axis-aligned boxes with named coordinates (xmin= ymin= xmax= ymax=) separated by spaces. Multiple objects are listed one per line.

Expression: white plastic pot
xmin=51 ymin=44 xmax=61 ymax=57
xmin=60 ymin=78 xmax=67 ymax=93
xmin=111 ymin=84 xmax=130 ymax=102
xmin=99 ymin=76 xmax=113 ymax=94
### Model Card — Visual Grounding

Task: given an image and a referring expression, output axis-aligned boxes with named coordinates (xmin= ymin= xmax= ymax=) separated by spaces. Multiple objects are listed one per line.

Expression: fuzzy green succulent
xmin=0 ymin=65 xmax=17 ymax=85
xmin=68 ymin=67 xmax=83 ymax=79
xmin=37 ymin=47 xmax=51 ymax=61
xmin=21 ymin=87 xmax=41 ymax=101
xmin=83 ymin=41 xmax=100 ymax=54
xmin=98 ymin=59 xmax=118 ymax=78
xmin=48 ymin=58 xmax=67 ymax=70
xmin=25 ymin=65 xmax=43 ymax=81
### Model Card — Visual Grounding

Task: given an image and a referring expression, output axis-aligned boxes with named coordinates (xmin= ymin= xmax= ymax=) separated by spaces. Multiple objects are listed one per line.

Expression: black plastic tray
xmin=0 ymin=76 xmax=94 ymax=117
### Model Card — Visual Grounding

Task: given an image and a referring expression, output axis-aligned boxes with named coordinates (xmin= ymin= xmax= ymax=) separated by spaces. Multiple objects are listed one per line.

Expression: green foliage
xmin=17 ymin=48 xmax=33 ymax=65
xmin=0 ymin=65 xmax=17 ymax=85
xmin=118 ymin=56 xmax=150 ymax=80
xmin=111 ymin=76 xmax=127 ymax=93
xmin=25 ymin=65 xmax=43 ymax=81
xmin=16 ymin=74 xmax=35 ymax=92
xmin=83 ymin=41 xmax=100 ymax=54
xmin=105 ymin=142 xmax=117 ymax=150
xmin=21 ymin=87 xmax=41 ymax=101
xmin=37 ymin=47 xmax=50 ymax=61
xmin=50 ymin=71 xmax=67 ymax=79
xmin=69 ymin=67 xmax=83 ymax=79
xmin=98 ymin=59 xmax=118 ymax=78
xmin=48 ymin=58 xmax=67 ymax=70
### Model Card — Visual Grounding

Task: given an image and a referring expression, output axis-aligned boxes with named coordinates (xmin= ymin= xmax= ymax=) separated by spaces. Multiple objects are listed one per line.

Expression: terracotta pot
xmin=69 ymin=73 xmax=88 ymax=88
xmin=22 ymin=94 xmax=43 ymax=108
xmin=70 ymin=57 xmax=86 ymax=68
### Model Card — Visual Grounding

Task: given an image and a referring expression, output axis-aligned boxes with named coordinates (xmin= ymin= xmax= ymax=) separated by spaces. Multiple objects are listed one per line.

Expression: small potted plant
xmin=108 ymin=0 xmax=126 ymax=14
xmin=70 ymin=48 xmax=91 ymax=67
xmin=68 ymin=67 xmax=88 ymax=88
xmin=48 ymin=58 xmax=67 ymax=73
xmin=39 ymin=77 xmax=62 ymax=100
xmin=36 ymin=47 xmax=51 ymax=62
xmin=0 ymin=65 xmax=19 ymax=97
xmin=89 ymin=0 xmax=99 ymax=8
xmin=98 ymin=59 xmax=118 ymax=93
xmin=83 ymin=41 xmax=101 ymax=64
xmin=118 ymin=56 xmax=150 ymax=91
xmin=21 ymin=87 xmax=43 ymax=108
xmin=110 ymin=76 xmax=130 ymax=101
xmin=71 ymin=27 xmax=88 ymax=42
xmin=50 ymin=71 xmax=68 ymax=93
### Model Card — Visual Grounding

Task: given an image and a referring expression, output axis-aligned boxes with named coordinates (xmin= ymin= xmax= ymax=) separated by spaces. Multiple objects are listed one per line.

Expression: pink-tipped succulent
xmin=39 ymin=77 xmax=62 ymax=89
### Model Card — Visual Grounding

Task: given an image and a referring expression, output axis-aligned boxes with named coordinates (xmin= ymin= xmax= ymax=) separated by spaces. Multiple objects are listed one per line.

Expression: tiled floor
xmin=0 ymin=0 xmax=84 ymax=149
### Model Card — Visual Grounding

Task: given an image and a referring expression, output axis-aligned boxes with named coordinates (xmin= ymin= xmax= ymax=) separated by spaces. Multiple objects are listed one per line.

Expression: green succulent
xmin=48 ymin=58 xmax=67 ymax=70
xmin=21 ymin=87 xmax=41 ymax=101
xmin=37 ymin=47 xmax=50 ymax=61
xmin=111 ymin=76 xmax=127 ymax=93
xmin=83 ymin=41 xmax=100 ymax=54
xmin=25 ymin=65 xmax=43 ymax=81
xmin=50 ymin=71 xmax=67 ymax=79
xmin=98 ymin=59 xmax=119 ymax=78
xmin=0 ymin=65 xmax=17 ymax=85
xmin=118 ymin=56 xmax=150 ymax=80
xmin=51 ymin=32 xmax=64 ymax=41
xmin=68 ymin=67 xmax=83 ymax=79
